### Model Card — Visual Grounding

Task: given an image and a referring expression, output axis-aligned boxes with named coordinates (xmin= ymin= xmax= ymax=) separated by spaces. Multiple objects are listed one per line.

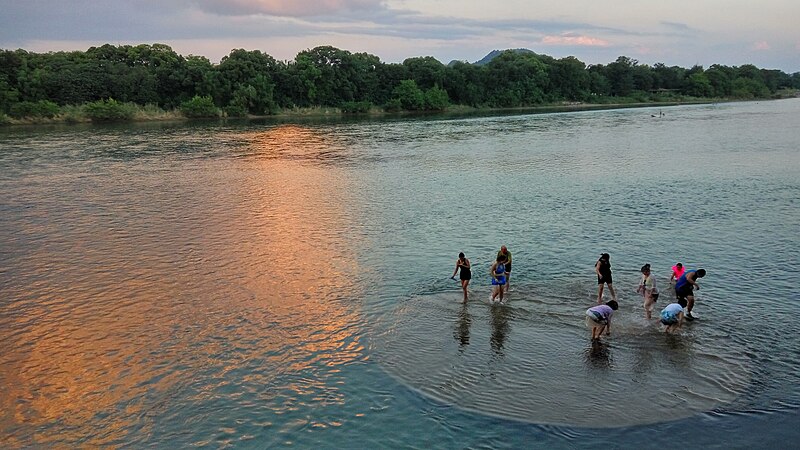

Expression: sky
xmin=1 ymin=0 xmax=798 ymax=72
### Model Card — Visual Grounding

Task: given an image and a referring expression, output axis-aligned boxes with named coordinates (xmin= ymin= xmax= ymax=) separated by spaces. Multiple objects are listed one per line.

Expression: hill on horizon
xmin=448 ymin=48 xmax=537 ymax=67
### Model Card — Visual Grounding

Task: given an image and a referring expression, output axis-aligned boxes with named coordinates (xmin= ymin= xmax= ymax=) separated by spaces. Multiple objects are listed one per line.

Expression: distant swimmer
xmin=670 ymin=263 xmax=685 ymax=284
xmin=660 ymin=298 xmax=688 ymax=333
xmin=490 ymin=255 xmax=507 ymax=303
xmin=595 ymin=253 xmax=617 ymax=304
xmin=497 ymin=245 xmax=512 ymax=293
xmin=451 ymin=252 xmax=471 ymax=302
xmin=674 ymin=268 xmax=706 ymax=321
xmin=585 ymin=300 xmax=619 ymax=340
xmin=636 ymin=264 xmax=659 ymax=319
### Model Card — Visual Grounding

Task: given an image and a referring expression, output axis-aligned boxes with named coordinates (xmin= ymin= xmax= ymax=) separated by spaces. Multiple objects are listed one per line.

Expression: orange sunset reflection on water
xmin=0 ymin=124 xmax=368 ymax=446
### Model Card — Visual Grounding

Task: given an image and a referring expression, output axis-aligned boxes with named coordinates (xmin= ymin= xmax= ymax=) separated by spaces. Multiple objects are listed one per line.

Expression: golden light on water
xmin=0 ymin=124 xmax=366 ymax=445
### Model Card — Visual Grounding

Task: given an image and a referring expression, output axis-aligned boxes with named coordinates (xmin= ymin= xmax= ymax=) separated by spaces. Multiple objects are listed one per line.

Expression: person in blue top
xmin=660 ymin=298 xmax=688 ymax=333
xmin=674 ymin=268 xmax=706 ymax=320
xmin=490 ymin=255 xmax=507 ymax=303
xmin=585 ymin=300 xmax=619 ymax=340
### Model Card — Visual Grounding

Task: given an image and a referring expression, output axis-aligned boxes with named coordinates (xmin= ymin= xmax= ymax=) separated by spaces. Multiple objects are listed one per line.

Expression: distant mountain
xmin=473 ymin=48 xmax=537 ymax=66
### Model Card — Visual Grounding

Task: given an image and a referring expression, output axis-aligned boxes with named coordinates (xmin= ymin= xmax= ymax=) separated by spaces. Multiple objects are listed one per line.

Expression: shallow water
xmin=0 ymin=100 xmax=799 ymax=447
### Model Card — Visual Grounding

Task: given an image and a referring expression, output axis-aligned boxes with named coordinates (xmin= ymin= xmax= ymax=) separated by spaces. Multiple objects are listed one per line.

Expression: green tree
xmin=392 ymin=79 xmax=425 ymax=110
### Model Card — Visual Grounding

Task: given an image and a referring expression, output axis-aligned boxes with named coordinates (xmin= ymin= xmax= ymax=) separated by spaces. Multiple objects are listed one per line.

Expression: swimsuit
xmin=492 ymin=263 xmax=506 ymax=285
xmin=459 ymin=261 xmax=471 ymax=281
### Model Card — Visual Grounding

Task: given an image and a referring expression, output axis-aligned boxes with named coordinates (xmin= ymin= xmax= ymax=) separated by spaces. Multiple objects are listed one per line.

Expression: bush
xmin=424 ymin=87 xmax=449 ymax=111
xmin=180 ymin=95 xmax=220 ymax=118
xmin=339 ymin=101 xmax=372 ymax=114
xmin=383 ymin=98 xmax=403 ymax=112
xmin=9 ymin=100 xmax=60 ymax=119
xmin=83 ymin=98 xmax=136 ymax=122
xmin=0 ymin=113 xmax=10 ymax=125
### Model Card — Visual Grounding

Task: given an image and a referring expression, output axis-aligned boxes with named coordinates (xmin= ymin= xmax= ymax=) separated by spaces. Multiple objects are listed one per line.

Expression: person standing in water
xmin=490 ymin=255 xmax=507 ymax=303
xmin=595 ymin=253 xmax=617 ymax=304
xmin=670 ymin=263 xmax=685 ymax=284
xmin=674 ymin=268 xmax=706 ymax=320
xmin=636 ymin=264 xmax=659 ymax=319
xmin=451 ymin=252 xmax=471 ymax=302
xmin=497 ymin=245 xmax=512 ymax=293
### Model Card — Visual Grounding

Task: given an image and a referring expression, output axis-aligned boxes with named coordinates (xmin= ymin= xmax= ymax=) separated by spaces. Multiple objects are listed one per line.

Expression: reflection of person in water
xmin=453 ymin=302 xmax=472 ymax=352
xmin=489 ymin=305 xmax=510 ymax=356
xmin=585 ymin=339 xmax=612 ymax=370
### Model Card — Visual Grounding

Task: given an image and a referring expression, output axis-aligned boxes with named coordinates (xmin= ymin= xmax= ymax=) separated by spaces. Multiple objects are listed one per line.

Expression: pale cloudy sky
xmin=1 ymin=0 xmax=798 ymax=71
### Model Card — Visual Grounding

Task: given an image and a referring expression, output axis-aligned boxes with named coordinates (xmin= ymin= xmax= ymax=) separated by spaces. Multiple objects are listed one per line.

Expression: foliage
xmin=9 ymin=100 xmax=59 ymax=119
xmin=180 ymin=95 xmax=220 ymax=118
xmin=83 ymin=98 xmax=136 ymax=122
xmin=0 ymin=44 xmax=796 ymax=120
xmin=340 ymin=101 xmax=372 ymax=113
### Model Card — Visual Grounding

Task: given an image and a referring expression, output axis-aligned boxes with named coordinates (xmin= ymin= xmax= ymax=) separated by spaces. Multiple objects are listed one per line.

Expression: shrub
xmin=180 ymin=95 xmax=220 ymax=118
xmin=0 ymin=113 xmax=10 ymax=125
xmin=9 ymin=100 xmax=60 ymax=119
xmin=83 ymin=98 xmax=136 ymax=122
xmin=383 ymin=98 xmax=403 ymax=112
xmin=339 ymin=101 xmax=372 ymax=114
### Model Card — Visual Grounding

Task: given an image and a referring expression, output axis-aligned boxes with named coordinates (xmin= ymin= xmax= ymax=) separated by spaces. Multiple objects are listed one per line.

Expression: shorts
xmin=491 ymin=276 xmax=507 ymax=286
xmin=660 ymin=313 xmax=678 ymax=325
xmin=598 ymin=274 xmax=613 ymax=285
xmin=460 ymin=270 xmax=471 ymax=281
xmin=505 ymin=262 xmax=512 ymax=273
xmin=675 ymin=284 xmax=694 ymax=299
xmin=585 ymin=310 xmax=607 ymax=326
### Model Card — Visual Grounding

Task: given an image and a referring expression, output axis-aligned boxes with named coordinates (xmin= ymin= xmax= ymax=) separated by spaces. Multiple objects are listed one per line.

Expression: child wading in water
xmin=585 ymin=300 xmax=619 ymax=340
xmin=637 ymin=264 xmax=659 ymax=319
xmin=660 ymin=298 xmax=688 ymax=333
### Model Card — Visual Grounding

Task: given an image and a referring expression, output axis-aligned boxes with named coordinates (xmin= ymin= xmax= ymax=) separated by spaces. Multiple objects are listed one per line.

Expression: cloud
xmin=540 ymin=35 xmax=610 ymax=47
xmin=193 ymin=0 xmax=386 ymax=17
xmin=751 ymin=40 xmax=771 ymax=51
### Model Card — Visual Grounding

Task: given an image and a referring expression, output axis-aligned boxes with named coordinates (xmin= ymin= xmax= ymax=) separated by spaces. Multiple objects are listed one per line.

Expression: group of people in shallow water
xmin=588 ymin=254 xmax=707 ymax=338
xmin=451 ymin=246 xmax=512 ymax=303
xmin=451 ymin=248 xmax=707 ymax=339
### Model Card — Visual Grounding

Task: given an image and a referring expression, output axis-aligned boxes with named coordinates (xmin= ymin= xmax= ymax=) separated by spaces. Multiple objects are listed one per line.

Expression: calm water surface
xmin=1 ymin=100 xmax=799 ymax=448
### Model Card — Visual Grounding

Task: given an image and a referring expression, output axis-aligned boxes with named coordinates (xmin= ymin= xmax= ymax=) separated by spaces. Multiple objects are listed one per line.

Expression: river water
xmin=1 ymin=100 xmax=798 ymax=448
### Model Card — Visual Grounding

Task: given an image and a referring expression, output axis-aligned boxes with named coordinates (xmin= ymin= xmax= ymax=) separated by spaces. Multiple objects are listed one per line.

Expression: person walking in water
xmin=451 ymin=252 xmax=471 ymax=302
xmin=636 ymin=264 xmax=659 ymax=319
xmin=674 ymin=268 xmax=706 ymax=320
xmin=595 ymin=253 xmax=617 ymax=304
xmin=670 ymin=263 xmax=685 ymax=284
xmin=497 ymin=245 xmax=512 ymax=293
xmin=490 ymin=255 xmax=507 ymax=303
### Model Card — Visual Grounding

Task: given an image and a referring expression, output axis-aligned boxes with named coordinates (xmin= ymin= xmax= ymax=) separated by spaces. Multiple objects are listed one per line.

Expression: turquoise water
xmin=0 ymin=100 xmax=798 ymax=448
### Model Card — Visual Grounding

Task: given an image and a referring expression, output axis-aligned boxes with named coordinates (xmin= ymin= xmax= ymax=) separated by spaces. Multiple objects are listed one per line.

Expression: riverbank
xmin=2 ymin=94 xmax=796 ymax=127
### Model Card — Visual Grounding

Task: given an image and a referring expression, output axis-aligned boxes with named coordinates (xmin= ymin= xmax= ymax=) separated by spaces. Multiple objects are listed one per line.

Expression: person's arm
xmin=677 ymin=311 xmax=684 ymax=328
xmin=606 ymin=316 xmax=612 ymax=335
xmin=464 ymin=259 xmax=470 ymax=269
xmin=595 ymin=261 xmax=602 ymax=277
xmin=689 ymin=273 xmax=700 ymax=290
xmin=452 ymin=262 xmax=459 ymax=278
xmin=490 ymin=263 xmax=498 ymax=281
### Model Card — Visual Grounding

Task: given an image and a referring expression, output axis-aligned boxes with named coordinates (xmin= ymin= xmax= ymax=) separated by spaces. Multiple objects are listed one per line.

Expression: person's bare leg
xmin=607 ymin=283 xmax=617 ymax=302
xmin=597 ymin=285 xmax=604 ymax=304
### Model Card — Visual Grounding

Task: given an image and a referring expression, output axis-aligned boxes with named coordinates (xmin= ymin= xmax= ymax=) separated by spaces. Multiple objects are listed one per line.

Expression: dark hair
xmin=497 ymin=255 xmax=505 ymax=262
xmin=678 ymin=298 xmax=688 ymax=308
xmin=600 ymin=253 xmax=610 ymax=261
xmin=640 ymin=264 xmax=651 ymax=273
xmin=696 ymin=269 xmax=706 ymax=277
xmin=676 ymin=263 xmax=683 ymax=268
xmin=606 ymin=299 xmax=619 ymax=310
xmin=458 ymin=252 xmax=465 ymax=259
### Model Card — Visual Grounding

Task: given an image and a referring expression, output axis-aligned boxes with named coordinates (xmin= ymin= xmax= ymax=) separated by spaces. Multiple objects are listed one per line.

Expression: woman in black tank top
xmin=452 ymin=252 xmax=471 ymax=302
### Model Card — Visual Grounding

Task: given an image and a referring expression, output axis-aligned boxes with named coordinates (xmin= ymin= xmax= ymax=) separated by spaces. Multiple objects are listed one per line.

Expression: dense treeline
xmin=1 ymin=43 xmax=798 ymax=122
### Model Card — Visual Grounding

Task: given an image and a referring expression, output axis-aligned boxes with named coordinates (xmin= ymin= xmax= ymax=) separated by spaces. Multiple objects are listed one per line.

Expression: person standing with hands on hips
xmin=497 ymin=245 xmax=512 ymax=293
